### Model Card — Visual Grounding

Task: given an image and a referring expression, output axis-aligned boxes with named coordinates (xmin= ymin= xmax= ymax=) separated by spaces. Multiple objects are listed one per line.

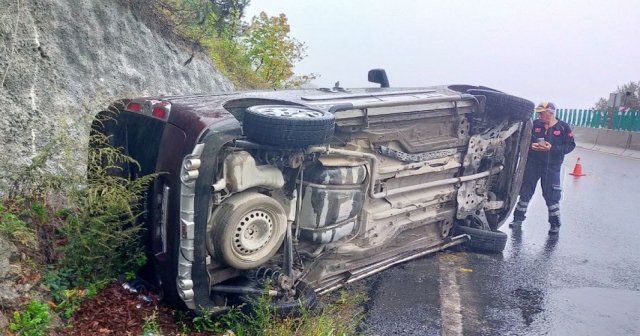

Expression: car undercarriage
xmin=93 ymin=74 xmax=534 ymax=313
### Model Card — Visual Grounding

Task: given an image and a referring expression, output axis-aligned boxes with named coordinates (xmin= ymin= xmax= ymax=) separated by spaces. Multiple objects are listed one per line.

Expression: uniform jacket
xmin=528 ymin=118 xmax=576 ymax=165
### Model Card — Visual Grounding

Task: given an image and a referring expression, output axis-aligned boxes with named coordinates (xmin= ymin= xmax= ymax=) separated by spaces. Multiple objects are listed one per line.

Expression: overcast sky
xmin=244 ymin=0 xmax=640 ymax=109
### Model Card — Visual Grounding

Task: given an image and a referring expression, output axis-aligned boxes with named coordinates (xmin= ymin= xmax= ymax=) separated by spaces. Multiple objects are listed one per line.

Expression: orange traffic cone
xmin=569 ymin=157 xmax=586 ymax=176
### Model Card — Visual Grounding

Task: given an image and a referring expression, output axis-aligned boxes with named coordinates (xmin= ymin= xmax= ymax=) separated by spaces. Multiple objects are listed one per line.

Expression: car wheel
xmin=242 ymin=105 xmax=335 ymax=147
xmin=209 ymin=192 xmax=287 ymax=270
xmin=467 ymin=89 xmax=535 ymax=122
xmin=453 ymin=223 xmax=508 ymax=253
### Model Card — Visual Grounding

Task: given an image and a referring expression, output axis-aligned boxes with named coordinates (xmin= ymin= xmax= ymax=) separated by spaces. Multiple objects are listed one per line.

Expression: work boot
xmin=509 ymin=220 xmax=523 ymax=228
xmin=548 ymin=224 xmax=560 ymax=235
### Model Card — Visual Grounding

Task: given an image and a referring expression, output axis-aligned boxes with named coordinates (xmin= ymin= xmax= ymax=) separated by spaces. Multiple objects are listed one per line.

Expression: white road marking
xmin=439 ymin=257 xmax=463 ymax=336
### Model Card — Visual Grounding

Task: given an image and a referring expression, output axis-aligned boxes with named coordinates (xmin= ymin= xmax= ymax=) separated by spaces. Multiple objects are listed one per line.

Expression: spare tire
xmin=243 ymin=105 xmax=335 ymax=147
xmin=208 ymin=192 xmax=287 ymax=270
xmin=453 ymin=223 xmax=507 ymax=253
xmin=467 ymin=89 xmax=535 ymax=121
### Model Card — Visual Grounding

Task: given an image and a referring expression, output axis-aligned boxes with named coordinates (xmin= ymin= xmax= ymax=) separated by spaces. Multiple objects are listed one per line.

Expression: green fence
xmin=532 ymin=109 xmax=640 ymax=131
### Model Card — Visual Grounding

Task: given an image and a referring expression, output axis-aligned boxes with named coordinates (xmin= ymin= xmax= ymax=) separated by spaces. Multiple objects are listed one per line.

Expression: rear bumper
xmin=96 ymin=103 xmax=242 ymax=311
xmin=159 ymin=117 xmax=242 ymax=310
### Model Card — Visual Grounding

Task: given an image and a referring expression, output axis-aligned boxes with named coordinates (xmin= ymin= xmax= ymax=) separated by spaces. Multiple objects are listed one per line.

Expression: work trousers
xmin=513 ymin=163 xmax=562 ymax=226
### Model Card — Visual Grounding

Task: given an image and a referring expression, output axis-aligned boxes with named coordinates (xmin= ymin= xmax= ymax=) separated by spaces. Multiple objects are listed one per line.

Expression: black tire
xmin=453 ymin=223 xmax=507 ymax=253
xmin=209 ymin=192 xmax=287 ymax=270
xmin=243 ymin=105 xmax=335 ymax=147
xmin=467 ymin=89 xmax=535 ymax=121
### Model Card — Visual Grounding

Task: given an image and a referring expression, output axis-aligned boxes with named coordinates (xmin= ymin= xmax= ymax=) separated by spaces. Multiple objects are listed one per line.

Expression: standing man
xmin=509 ymin=102 xmax=576 ymax=234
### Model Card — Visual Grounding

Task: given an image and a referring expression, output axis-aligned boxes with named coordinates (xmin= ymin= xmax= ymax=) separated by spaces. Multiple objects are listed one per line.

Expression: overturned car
xmin=92 ymin=70 xmax=534 ymax=313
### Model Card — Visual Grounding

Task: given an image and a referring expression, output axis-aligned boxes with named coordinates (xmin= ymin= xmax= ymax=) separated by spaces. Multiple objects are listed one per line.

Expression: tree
xmin=593 ymin=97 xmax=608 ymax=111
xmin=157 ymin=0 xmax=249 ymax=40
xmin=244 ymin=12 xmax=316 ymax=87
xmin=152 ymin=3 xmax=317 ymax=88
xmin=594 ymin=81 xmax=640 ymax=110
xmin=209 ymin=0 xmax=250 ymax=38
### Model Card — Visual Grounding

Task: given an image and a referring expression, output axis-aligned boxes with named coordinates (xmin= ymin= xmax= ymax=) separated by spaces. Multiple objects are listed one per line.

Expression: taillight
xmin=152 ymin=107 xmax=167 ymax=119
xmin=125 ymin=99 xmax=170 ymax=120
xmin=127 ymin=102 xmax=141 ymax=112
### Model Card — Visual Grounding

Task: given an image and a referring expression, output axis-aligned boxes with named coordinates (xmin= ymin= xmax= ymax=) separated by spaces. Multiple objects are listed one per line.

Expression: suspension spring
xmin=247 ymin=266 xmax=284 ymax=286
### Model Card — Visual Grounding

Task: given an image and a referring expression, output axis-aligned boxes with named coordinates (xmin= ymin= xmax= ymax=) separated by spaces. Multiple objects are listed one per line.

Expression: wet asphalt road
xmin=362 ymin=149 xmax=640 ymax=336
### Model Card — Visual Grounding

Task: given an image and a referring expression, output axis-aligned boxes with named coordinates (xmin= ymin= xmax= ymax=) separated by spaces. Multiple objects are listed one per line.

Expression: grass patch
xmin=173 ymin=290 xmax=368 ymax=336
xmin=0 ymin=202 xmax=37 ymax=249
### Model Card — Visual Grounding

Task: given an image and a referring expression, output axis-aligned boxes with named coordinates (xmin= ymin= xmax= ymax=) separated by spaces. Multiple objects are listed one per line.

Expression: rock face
xmin=0 ymin=236 xmax=20 ymax=313
xmin=0 ymin=0 xmax=234 ymax=181
xmin=0 ymin=234 xmax=51 ymax=330
xmin=0 ymin=236 xmax=17 ymax=280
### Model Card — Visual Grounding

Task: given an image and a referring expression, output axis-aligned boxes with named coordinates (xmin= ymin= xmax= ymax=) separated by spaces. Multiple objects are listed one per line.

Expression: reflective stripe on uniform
xmin=549 ymin=210 xmax=561 ymax=217
xmin=548 ymin=204 xmax=560 ymax=211
xmin=516 ymin=206 xmax=528 ymax=212
xmin=518 ymin=201 xmax=529 ymax=207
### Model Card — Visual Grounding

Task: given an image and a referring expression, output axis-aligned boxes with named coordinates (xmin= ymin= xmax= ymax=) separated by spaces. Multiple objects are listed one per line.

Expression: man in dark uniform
xmin=509 ymin=102 xmax=576 ymax=234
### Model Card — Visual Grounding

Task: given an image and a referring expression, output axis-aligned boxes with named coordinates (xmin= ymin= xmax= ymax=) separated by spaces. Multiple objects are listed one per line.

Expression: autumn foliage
xmin=154 ymin=0 xmax=317 ymax=88
xmin=245 ymin=12 xmax=317 ymax=88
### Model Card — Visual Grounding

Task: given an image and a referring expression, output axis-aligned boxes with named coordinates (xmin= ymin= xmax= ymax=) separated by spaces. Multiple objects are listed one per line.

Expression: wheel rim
xmin=233 ymin=210 xmax=274 ymax=259
xmin=253 ymin=106 xmax=325 ymax=119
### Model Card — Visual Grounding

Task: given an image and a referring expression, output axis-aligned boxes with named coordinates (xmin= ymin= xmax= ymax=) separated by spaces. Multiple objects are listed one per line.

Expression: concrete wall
xmin=572 ymin=127 xmax=640 ymax=158
xmin=623 ymin=132 xmax=640 ymax=159
xmin=571 ymin=127 xmax=598 ymax=150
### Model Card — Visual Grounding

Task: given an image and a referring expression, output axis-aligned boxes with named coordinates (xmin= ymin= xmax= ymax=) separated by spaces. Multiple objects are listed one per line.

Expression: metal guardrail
xmin=532 ymin=109 xmax=640 ymax=131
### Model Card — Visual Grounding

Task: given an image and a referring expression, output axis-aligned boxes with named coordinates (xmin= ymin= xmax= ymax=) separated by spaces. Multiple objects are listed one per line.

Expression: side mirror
xmin=368 ymin=69 xmax=390 ymax=88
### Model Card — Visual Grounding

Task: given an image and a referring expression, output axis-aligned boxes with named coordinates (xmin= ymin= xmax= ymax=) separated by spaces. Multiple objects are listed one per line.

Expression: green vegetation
xmin=0 ymin=103 xmax=156 ymax=329
xmin=0 ymin=203 xmax=37 ymax=249
xmin=168 ymin=290 xmax=367 ymax=335
xmin=56 ymin=280 xmax=109 ymax=319
xmin=152 ymin=0 xmax=316 ymax=88
xmin=9 ymin=300 xmax=51 ymax=336
xmin=142 ymin=309 xmax=164 ymax=335
xmin=55 ymin=129 xmax=154 ymax=288
xmin=243 ymin=12 xmax=316 ymax=88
